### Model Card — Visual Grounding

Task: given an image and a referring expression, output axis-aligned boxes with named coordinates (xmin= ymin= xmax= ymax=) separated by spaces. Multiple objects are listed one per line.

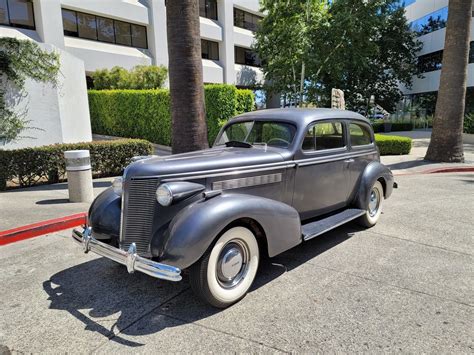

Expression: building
xmin=0 ymin=0 xmax=263 ymax=149
xmin=402 ymin=0 xmax=474 ymax=114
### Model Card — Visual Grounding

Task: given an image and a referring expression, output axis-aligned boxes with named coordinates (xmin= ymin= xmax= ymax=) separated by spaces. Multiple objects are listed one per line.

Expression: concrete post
xmin=64 ymin=150 xmax=94 ymax=203
xmin=218 ymin=0 xmax=236 ymax=84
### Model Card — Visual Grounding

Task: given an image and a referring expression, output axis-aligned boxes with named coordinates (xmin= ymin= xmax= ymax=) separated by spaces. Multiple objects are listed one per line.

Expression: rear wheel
xmin=189 ymin=226 xmax=259 ymax=308
xmin=358 ymin=181 xmax=384 ymax=227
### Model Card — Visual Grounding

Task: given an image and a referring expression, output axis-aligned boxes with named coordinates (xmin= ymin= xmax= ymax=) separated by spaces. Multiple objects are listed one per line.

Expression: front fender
xmin=156 ymin=193 xmax=302 ymax=269
xmin=354 ymin=161 xmax=394 ymax=209
xmin=88 ymin=187 xmax=121 ymax=242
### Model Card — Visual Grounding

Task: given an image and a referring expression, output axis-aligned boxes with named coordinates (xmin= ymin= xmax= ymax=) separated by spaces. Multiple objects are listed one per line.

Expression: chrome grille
xmin=121 ymin=178 xmax=159 ymax=255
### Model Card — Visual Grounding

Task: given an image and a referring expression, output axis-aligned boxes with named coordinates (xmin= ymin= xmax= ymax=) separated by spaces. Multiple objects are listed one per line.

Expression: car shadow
xmin=43 ymin=222 xmax=362 ymax=347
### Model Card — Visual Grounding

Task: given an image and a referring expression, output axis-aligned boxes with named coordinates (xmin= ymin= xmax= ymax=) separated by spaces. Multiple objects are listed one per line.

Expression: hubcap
xmin=368 ymin=188 xmax=380 ymax=217
xmin=216 ymin=240 xmax=249 ymax=289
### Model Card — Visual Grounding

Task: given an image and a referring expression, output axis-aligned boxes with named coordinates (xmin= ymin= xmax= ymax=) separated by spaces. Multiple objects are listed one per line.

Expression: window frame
xmin=301 ymin=120 xmax=348 ymax=155
xmin=201 ymin=38 xmax=219 ymax=61
xmin=234 ymin=46 xmax=261 ymax=67
xmin=347 ymin=121 xmax=374 ymax=150
xmin=199 ymin=0 xmax=217 ymax=20
xmin=0 ymin=0 xmax=35 ymax=30
xmin=61 ymin=8 xmax=148 ymax=49
xmin=233 ymin=7 xmax=262 ymax=32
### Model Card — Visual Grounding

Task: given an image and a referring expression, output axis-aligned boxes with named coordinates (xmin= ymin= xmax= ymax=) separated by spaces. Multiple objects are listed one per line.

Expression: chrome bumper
xmin=71 ymin=227 xmax=182 ymax=282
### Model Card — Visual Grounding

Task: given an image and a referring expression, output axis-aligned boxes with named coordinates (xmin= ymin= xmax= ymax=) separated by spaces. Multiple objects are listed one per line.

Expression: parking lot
xmin=0 ymin=172 xmax=473 ymax=353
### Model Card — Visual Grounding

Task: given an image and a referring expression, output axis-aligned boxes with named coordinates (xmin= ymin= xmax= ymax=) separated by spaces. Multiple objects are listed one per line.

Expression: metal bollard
xmin=64 ymin=150 xmax=94 ymax=203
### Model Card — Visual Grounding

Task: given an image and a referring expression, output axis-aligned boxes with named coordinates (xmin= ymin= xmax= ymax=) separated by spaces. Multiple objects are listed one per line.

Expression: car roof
xmin=231 ymin=108 xmax=370 ymax=128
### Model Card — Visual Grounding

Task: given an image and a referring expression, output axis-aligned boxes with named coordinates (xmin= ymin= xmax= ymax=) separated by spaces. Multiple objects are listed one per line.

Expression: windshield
xmin=215 ymin=121 xmax=296 ymax=149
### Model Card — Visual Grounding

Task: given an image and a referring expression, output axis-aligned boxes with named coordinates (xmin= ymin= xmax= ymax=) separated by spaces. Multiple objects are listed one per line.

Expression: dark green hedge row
xmin=0 ymin=139 xmax=152 ymax=190
xmin=372 ymin=121 xmax=414 ymax=133
xmin=375 ymin=134 xmax=412 ymax=155
xmin=89 ymin=85 xmax=255 ymax=146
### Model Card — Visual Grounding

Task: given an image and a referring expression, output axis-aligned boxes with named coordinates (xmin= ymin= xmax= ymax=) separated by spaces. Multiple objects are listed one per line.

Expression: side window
xmin=349 ymin=123 xmax=372 ymax=147
xmin=302 ymin=121 xmax=345 ymax=151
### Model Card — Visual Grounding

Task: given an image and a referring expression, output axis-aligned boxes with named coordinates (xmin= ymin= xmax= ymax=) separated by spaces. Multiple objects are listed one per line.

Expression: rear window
xmin=349 ymin=123 xmax=372 ymax=146
xmin=302 ymin=121 xmax=345 ymax=151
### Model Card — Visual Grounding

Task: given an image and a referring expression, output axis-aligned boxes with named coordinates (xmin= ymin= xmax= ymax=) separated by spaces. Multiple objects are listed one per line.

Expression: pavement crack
xmin=308 ymin=264 xmax=474 ymax=308
xmin=91 ymin=287 xmax=190 ymax=352
xmin=366 ymin=230 xmax=473 ymax=257
xmin=156 ymin=312 xmax=291 ymax=353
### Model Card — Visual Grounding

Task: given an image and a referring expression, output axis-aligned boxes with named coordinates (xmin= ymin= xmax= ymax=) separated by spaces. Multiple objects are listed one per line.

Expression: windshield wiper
xmin=224 ymin=140 xmax=252 ymax=148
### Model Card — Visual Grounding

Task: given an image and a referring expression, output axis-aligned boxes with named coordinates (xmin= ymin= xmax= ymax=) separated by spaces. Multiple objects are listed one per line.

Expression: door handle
xmin=344 ymin=158 xmax=355 ymax=163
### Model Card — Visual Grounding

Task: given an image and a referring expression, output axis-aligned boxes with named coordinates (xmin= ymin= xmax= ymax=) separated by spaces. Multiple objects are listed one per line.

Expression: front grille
xmin=121 ymin=178 xmax=159 ymax=255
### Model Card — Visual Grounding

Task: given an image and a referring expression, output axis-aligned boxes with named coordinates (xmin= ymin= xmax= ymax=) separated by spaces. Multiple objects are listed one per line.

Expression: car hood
xmin=124 ymin=146 xmax=288 ymax=179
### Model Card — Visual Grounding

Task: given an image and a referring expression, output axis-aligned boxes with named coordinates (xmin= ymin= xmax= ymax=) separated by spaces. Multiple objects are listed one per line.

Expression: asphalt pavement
xmin=0 ymin=172 xmax=472 ymax=353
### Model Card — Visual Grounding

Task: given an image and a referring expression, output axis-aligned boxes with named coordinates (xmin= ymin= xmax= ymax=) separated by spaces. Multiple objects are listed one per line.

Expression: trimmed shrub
xmin=0 ymin=139 xmax=152 ymax=190
xmin=464 ymin=113 xmax=474 ymax=134
xmin=91 ymin=65 xmax=168 ymax=90
xmin=375 ymin=134 xmax=412 ymax=155
xmin=89 ymin=85 xmax=255 ymax=147
xmin=372 ymin=121 xmax=414 ymax=133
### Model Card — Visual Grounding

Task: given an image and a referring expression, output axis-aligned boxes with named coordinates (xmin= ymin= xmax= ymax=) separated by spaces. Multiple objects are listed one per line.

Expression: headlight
xmin=156 ymin=184 xmax=173 ymax=206
xmin=112 ymin=177 xmax=123 ymax=195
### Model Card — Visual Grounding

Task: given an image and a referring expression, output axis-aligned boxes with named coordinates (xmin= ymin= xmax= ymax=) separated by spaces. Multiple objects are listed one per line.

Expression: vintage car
xmin=72 ymin=108 xmax=395 ymax=308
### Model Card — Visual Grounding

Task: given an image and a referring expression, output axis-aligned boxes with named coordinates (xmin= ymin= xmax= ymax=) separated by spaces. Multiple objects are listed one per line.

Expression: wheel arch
xmin=354 ymin=161 xmax=394 ymax=209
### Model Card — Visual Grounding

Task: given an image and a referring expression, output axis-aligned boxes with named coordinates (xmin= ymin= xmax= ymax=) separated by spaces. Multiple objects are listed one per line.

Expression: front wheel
xmin=189 ymin=226 xmax=260 ymax=308
xmin=358 ymin=180 xmax=384 ymax=228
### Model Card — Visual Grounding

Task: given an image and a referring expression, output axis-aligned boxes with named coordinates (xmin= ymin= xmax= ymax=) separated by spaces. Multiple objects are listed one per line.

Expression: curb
xmin=393 ymin=166 xmax=474 ymax=176
xmin=0 ymin=213 xmax=87 ymax=246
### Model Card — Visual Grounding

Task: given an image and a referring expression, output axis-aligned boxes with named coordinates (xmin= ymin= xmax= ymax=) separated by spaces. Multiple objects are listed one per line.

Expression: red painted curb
xmin=394 ymin=166 xmax=474 ymax=176
xmin=0 ymin=213 xmax=87 ymax=246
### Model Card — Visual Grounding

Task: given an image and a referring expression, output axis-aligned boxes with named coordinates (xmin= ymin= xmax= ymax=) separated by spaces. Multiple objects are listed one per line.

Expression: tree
xmin=254 ymin=0 xmax=328 ymax=106
xmin=166 ymin=0 xmax=208 ymax=154
xmin=254 ymin=0 xmax=420 ymax=112
xmin=0 ymin=38 xmax=60 ymax=145
xmin=425 ymin=0 xmax=472 ymax=163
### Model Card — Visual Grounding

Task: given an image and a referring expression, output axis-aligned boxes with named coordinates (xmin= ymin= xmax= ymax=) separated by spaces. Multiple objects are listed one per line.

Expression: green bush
xmin=89 ymin=85 xmax=255 ymax=146
xmin=0 ymin=139 xmax=152 ymax=190
xmin=464 ymin=113 xmax=474 ymax=134
xmin=372 ymin=121 xmax=414 ymax=133
xmin=91 ymin=65 xmax=168 ymax=90
xmin=375 ymin=134 xmax=412 ymax=155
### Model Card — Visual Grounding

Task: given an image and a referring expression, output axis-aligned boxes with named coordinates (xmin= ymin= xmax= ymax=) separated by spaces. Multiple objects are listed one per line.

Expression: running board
xmin=302 ymin=208 xmax=365 ymax=241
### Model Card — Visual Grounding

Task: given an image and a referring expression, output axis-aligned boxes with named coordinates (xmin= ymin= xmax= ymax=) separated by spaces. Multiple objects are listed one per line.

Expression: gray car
xmin=72 ymin=108 xmax=395 ymax=308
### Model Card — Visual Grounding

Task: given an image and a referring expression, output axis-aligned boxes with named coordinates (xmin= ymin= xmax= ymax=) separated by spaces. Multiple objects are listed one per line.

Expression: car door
xmin=345 ymin=121 xmax=379 ymax=200
xmin=292 ymin=120 xmax=350 ymax=221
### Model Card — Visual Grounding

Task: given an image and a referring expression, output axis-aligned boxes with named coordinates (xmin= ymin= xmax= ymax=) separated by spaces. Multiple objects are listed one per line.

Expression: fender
xmin=157 ymin=193 xmax=302 ymax=269
xmin=88 ymin=187 xmax=121 ymax=242
xmin=354 ymin=161 xmax=394 ymax=209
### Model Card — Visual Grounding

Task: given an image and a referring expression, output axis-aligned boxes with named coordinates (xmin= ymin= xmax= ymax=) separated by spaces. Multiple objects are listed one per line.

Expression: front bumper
xmin=72 ymin=227 xmax=182 ymax=282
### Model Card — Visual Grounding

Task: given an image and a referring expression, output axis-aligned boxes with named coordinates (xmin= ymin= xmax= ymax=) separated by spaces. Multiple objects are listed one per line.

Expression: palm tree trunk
xmin=166 ymin=0 xmax=208 ymax=154
xmin=425 ymin=0 xmax=472 ymax=162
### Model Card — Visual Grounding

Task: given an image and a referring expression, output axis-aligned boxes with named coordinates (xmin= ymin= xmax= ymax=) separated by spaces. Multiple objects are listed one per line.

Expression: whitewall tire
xmin=190 ymin=226 xmax=260 ymax=308
xmin=358 ymin=180 xmax=384 ymax=228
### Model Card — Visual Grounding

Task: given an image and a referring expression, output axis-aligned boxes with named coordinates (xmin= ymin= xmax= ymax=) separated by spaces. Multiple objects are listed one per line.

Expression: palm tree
xmin=425 ymin=0 xmax=472 ymax=162
xmin=166 ymin=0 xmax=208 ymax=154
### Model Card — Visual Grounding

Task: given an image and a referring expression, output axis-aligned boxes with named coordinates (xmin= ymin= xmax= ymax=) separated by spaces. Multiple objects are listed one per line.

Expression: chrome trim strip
xmin=212 ymin=173 xmax=282 ymax=191
xmin=295 ymin=150 xmax=374 ymax=167
xmin=72 ymin=227 xmax=182 ymax=282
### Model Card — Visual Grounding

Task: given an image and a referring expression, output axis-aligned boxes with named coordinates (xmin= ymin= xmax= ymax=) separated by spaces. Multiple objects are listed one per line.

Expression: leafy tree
xmin=90 ymin=65 xmax=168 ymax=90
xmin=0 ymin=38 xmax=60 ymax=144
xmin=425 ymin=0 xmax=472 ymax=162
xmin=254 ymin=0 xmax=328 ymax=106
xmin=166 ymin=0 xmax=208 ymax=153
xmin=254 ymin=0 xmax=421 ymax=112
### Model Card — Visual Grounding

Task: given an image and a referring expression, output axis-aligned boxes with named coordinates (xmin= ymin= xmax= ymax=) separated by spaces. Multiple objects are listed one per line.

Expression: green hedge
xmin=0 ymin=139 xmax=152 ymax=190
xmin=372 ymin=121 xmax=414 ymax=133
xmin=89 ymin=85 xmax=255 ymax=146
xmin=375 ymin=134 xmax=412 ymax=155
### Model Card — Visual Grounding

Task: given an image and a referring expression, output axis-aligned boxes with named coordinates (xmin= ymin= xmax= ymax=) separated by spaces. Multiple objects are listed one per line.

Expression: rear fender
xmin=354 ymin=161 xmax=394 ymax=209
xmin=156 ymin=193 xmax=301 ymax=269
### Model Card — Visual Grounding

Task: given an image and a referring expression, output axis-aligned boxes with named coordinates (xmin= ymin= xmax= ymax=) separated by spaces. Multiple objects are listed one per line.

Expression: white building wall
xmin=402 ymin=0 xmax=474 ymax=96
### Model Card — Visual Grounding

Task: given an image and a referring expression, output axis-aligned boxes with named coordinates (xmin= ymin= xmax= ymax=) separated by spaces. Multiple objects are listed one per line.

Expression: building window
xmin=199 ymin=0 xmax=217 ymax=20
xmin=410 ymin=7 xmax=448 ymax=36
xmin=61 ymin=8 xmax=148 ymax=49
xmin=417 ymin=50 xmax=443 ymax=73
xmin=470 ymin=41 xmax=474 ymax=64
xmin=201 ymin=39 xmax=219 ymax=60
xmin=0 ymin=0 xmax=35 ymax=30
xmin=235 ymin=46 xmax=261 ymax=67
xmin=234 ymin=8 xmax=262 ymax=32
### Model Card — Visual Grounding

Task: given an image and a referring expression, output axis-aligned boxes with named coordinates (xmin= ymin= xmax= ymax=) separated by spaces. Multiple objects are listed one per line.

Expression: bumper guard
xmin=72 ymin=227 xmax=182 ymax=282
